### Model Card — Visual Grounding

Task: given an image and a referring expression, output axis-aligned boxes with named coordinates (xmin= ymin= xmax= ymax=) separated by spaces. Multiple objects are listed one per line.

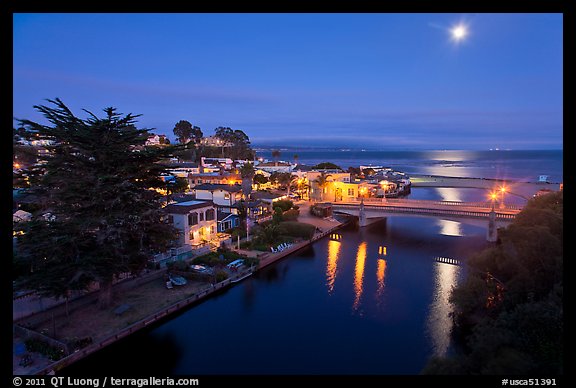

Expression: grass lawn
xmin=36 ymin=278 xmax=210 ymax=344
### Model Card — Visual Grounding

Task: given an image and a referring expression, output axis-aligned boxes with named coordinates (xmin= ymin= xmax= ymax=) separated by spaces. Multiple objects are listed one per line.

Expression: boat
xmin=231 ymin=272 xmax=253 ymax=283
xmin=169 ymin=275 xmax=187 ymax=286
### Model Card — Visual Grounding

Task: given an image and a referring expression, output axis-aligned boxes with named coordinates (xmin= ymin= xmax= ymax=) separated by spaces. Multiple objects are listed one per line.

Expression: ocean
xmin=253 ymin=149 xmax=563 ymax=183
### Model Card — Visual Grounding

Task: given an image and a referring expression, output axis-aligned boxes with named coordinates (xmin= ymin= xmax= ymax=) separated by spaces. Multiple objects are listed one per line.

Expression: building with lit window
xmin=164 ymin=200 xmax=218 ymax=249
xmin=192 ymin=183 xmax=243 ymax=212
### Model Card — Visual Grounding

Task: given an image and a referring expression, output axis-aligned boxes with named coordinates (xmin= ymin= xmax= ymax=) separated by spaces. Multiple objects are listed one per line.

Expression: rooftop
xmin=194 ymin=183 xmax=243 ymax=192
xmin=164 ymin=200 xmax=214 ymax=214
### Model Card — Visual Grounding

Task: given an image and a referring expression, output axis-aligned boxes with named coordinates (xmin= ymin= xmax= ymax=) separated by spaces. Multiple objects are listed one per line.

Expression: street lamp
xmin=489 ymin=191 xmax=498 ymax=211
xmin=379 ymin=180 xmax=388 ymax=203
xmin=499 ymin=185 xmax=506 ymax=209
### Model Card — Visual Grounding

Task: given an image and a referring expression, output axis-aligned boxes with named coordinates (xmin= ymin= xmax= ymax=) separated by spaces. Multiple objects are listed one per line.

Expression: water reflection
xmin=427 ymin=261 xmax=461 ymax=357
xmin=436 ymin=219 xmax=463 ymax=237
xmin=352 ymin=242 xmax=367 ymax=311
xmin=326 ymin=239 xmax=342 ymax=294
xmin=375 ymin=259 xmax=387 ymax=307
xmin=435 ymin=187 xmax=462 ymax=202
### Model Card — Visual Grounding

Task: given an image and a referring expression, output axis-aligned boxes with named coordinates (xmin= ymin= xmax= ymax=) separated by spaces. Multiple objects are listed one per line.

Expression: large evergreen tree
xmin=14 ymin=99 xmax=179 ymax=308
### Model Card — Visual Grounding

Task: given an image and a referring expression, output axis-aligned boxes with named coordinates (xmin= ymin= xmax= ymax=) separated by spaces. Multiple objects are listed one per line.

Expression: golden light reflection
xmin=352 ymin=242 xmax=367 ymax=311
xmin=436 ymin=219 xmax=463 ymax=237
xmin=375 ymin=259 xmax=387 ymax=306
xmin=326 ymin=239 xmax=341 ymax=294
xmin=427 ymin=261 xmax=461 ymax=357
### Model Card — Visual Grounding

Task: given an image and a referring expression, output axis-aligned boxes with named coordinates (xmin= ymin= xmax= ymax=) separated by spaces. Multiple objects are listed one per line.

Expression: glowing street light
xmin=379 ymin=180 xmax=389 ymax=203
xmin=489 ymin=191 xmax=498 ymax=210
xmin=499 ymin=185 xmax=506 ymax=209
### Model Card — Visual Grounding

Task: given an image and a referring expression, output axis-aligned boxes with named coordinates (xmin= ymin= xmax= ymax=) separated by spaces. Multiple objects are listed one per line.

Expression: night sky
xmin=13 ymin=13 xmax=563 ymax=150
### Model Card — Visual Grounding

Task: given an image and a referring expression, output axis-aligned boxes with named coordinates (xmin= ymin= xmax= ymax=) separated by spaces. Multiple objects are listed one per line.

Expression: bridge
xmin=327 ymin=198 xmax=523 ymax=241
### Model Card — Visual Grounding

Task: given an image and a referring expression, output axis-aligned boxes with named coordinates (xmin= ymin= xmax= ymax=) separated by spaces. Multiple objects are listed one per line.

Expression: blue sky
xmin=13 ymin=13 xmax=563 ymax=149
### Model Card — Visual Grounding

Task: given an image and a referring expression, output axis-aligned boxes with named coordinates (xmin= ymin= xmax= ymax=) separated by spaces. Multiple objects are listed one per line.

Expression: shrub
xmin=167 ymin=260 xmax=189 ymax=272
xmin=272 ymin=207 xmax=283 ymax=224
xmin=277 ymin=221 xmax=315 ymax=239
xmin=250 ymin=242 xmax=270 ymax=252
xmin=274 ymin=199 xmax=294 ymax=212
xmin=242 ymin=257 xmax=260 ymax=267
xmin=283 ymin=208 xmax=300 ymax=221
xmin=25 ymin=338 xmax=66 ymax=361
xmin=214 ymin=270 xmax=229 ymax=283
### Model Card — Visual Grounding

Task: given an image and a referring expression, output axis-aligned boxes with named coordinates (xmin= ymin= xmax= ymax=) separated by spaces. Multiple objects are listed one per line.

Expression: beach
xmin=410 ymin=174 xmax=560 ymax=199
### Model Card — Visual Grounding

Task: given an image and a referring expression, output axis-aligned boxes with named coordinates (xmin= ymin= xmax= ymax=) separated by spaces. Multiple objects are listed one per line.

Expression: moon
xmin=450 ymin=23 xmax=468 ymax=42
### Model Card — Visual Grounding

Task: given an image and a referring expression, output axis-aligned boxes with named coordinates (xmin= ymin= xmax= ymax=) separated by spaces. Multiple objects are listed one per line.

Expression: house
xmin=146 ymin=134 xmax=168 ymax=146
xmin=200 ymin=157 xmax=233 ymax=171
xmin=192 ymin=183 xmax=243 ymax=212
xmin=164 ymin=200 xmax=218 ymax=248
xmin=187 ymin=172 xmax=241 ymax=189
xmin=254 ymin=161 xmax=295 ymax=173
xmin=307 ymin=171 xmax=357 ymax=201
xmin=199 ymin=136 xmax=233 ymax=147
xmin=251 ymin=191 xmax=288 ymax=208
xmin=231 ymin=199 xmax=268 ymax=220
xmin=166 ymin=162 xmax=200 ymax=178
xmin=217 ymin=211 xmax=240 ymax=233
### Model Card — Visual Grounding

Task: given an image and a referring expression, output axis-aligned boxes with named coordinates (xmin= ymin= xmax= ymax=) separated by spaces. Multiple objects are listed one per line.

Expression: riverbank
xmin=13 ymin=201 xmax=345 ymax=375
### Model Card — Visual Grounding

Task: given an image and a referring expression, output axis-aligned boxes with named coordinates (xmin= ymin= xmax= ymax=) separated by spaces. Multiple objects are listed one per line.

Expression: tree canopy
xmin=214 ymin=126 xmax=255 ymax=160
xmin=14 ymin=99 xmax=179 ymax=308
xmin=423 ymin=191 xmax=563 ymax=375
xmin=173 ymin=120 xmax=202 ymax=145
xmin=314 ymin=162 xmax=342 ymax=170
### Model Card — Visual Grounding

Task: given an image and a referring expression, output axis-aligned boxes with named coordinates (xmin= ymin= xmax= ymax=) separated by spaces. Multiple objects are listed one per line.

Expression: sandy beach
xmin=410 ymin=174 xmax=560 ymax=199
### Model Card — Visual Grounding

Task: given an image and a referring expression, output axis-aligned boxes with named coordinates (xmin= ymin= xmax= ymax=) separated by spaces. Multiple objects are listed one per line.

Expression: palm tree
xmin=276 ymin=172 xmax=294 ymax=197
xmin=239 ymin=162 xmax=255 ymax=200
xmin=271 ymin=149 xmax=281 ymax=166
xmin=314 ymin=172 xmax=332 ymax=202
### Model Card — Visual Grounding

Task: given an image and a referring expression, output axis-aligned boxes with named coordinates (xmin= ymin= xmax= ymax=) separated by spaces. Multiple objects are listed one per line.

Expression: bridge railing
xmin=338 ymin=197 xmax=523 ymax=210
xmin=332 ymin=203 xmax=517 ymax=220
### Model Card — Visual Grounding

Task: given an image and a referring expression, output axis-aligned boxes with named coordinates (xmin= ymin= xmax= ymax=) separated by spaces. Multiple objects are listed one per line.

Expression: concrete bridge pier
xmin=358 ymin=198 xmax=367 ymax=227
xmin=486 ymin=209 xmax=498 ymax=242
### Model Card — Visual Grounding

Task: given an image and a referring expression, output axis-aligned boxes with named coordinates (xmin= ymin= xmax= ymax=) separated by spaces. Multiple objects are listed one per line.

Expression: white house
xmin=146 ymin=134 xmax=168 ymax=146
xmin=166 ymin=162 xmax=200 ymax=178
xmin=164 ymin=200 xmax=218 ymax=248
xmin=255 ymin=161 xmax=295 ymax=173
xmin=193 ymin=183 xmax=243 ymax=212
